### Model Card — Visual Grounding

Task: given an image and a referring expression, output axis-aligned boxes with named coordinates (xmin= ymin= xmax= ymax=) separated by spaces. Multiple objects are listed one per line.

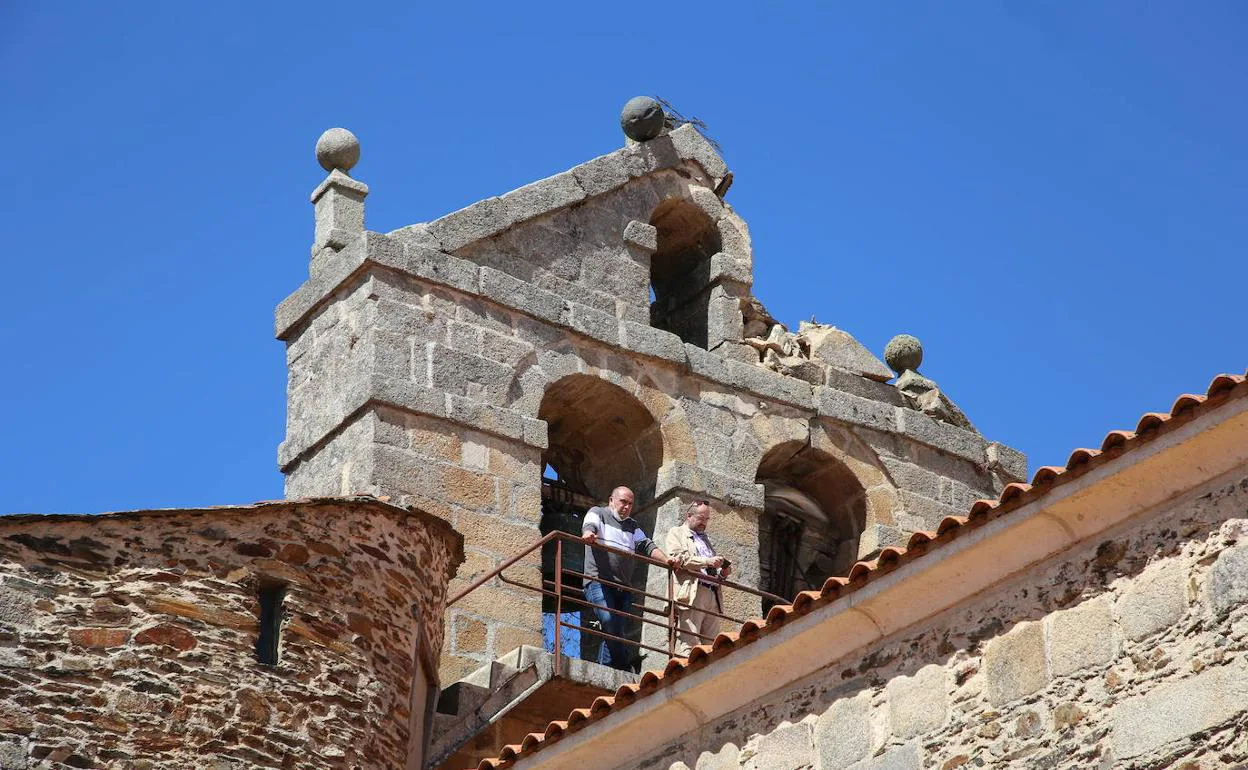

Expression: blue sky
xmin=1 ymin=3 xmax=1244 ymax=513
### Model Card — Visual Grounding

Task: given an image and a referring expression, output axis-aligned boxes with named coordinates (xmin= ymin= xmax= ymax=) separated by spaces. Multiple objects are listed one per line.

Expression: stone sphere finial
xmin=620 ymin=96 xmax=666 ymax=142
xmin=316 ymin=128 xmax=360 ymax=174
xmin=884 ymin=334 xmax=923 ymax=374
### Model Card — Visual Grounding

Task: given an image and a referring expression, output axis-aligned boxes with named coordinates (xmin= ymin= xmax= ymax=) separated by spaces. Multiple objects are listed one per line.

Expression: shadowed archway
xmin=755 ymin=441 xmax=867 ymax=609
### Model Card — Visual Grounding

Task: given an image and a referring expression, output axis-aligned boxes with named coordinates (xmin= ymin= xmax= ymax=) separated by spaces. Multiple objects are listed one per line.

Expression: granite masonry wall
xmin=632 ymin=470 xmax=1248 ymax=770
xmin=277 ymin=127 xmax=1026 ymax=684
xmin=0 ymin=499 xmax=462 ymax=770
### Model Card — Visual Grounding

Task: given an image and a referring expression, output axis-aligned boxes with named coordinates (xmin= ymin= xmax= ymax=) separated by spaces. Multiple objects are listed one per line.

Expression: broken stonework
xmin=797 ymin=323 xmax=892 ymax=382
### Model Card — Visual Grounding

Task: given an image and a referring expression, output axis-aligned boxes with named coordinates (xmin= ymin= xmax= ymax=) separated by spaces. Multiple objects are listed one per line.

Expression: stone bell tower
xmin=275 ymin=101 xmax=1027 ymax=682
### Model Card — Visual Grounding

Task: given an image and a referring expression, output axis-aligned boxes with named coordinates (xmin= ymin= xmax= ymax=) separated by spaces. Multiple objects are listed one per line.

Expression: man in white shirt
xmin=582 ymin=486 xmax=669 ymax=671
xmin=665 ymin=499 xmax=732 ymax=658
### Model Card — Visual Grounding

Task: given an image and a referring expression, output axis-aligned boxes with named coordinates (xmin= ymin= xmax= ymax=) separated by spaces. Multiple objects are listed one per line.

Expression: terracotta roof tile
xmin=472 ymin=372 xmax=1247 ymax=770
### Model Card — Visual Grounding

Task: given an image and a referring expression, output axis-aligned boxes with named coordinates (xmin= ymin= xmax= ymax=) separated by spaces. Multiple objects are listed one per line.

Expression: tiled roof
xmin=473 ymin=372 xmax=1248 ymax=770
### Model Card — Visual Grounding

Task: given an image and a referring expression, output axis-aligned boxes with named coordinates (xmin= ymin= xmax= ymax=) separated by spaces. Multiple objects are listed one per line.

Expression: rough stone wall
xmin=633 ymin=471 xmax=1248 ymax=770
xmin=0 ymin=500 xmax=462 ymax=769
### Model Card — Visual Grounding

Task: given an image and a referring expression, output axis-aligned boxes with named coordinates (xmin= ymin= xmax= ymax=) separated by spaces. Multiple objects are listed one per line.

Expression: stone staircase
xmin=429 ymin=645 xmax=637 ymax=770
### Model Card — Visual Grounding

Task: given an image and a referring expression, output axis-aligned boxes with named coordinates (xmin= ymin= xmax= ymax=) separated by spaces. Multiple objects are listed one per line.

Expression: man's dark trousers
xmin=583 ymin=580 xmax=633 ymax=671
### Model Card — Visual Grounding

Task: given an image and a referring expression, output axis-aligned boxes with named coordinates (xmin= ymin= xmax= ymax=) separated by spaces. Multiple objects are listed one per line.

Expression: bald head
xmin=608 ymin=487 xmax=635 ymax=518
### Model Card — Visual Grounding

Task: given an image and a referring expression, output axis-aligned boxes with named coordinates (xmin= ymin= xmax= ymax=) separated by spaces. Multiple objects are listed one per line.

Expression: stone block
xmin=887 ymin=663 xmax=947 ymax=739
xmin=1112 ymin=657 xmax=1248 ymax=759
xmin=716 ymin=213 xmax=752 ymax=258
xmin=429 ymin=197 xmax=517 ymax=253
xmin=696 ymin=743 xmax=740 ymax=770
xmin=619 ymin=321 xmax=687 ymax=364
xmin=895 ymin=408 xmax=986 ymax=465
xmin=897 ymin=490 xmax=963 ymax=529
xmin=706 ymin=293 xmax=745 ymax=347
xmin=445 ymin=396 xmax=533 ymax=447
xmin=479 ymin=267 xmax=569 ymax=327
xmin=386 ymin=244 xmax=480 ymax=295
xmin=983 ymin=620 xmax=1047 ymax=706
xmin=387 ymin=222 xmax=440 ymax=249
xmin=656 ymin=461 xmax=766 ymax=511
xmin=502 ymin=171 xmax=585 ymax=221
xmin=685 ymin=343 xmax=732 ymax=382
xmin=747 ymin=721 xmax=813 ymax=770
xmin=623 ymin=220 xmax=658 ymax=252
xmin=1045 ymin=597 xmax=1114 ymax=677
xmin=800 ymin=326 xmax=893 ymax=382
xmin=707 ymin=252 xmax=753 ymax=288
xmin=492 ymin=625 xmax=544 ymax=658
xmin=880 ymin=457 xmax=942 ymax=500
xmin=823 ymin=367 xmax=907 ymax=406
xmin=818 ymin=388 xmax=897 ymax=433
xmin=0 ymin=586 xmax=36 ymax=629
xmin=668 ymin=124 xmax=729 ymax=182
xmin=986 ymin=442 xmax=1028 ymax=482
xmin=455 ymin=510 xmax=539 ymax=555
xmin=859 ymin=523 xmax=908 ymax=555
xmin=813 ymin=691 xmax=871 ymax=768
xmin=275 ymin=237 xmax=370 ymax=340
xmin=0 ymin=740 xmax=26 ymax=770
xmin=847 ymin=741 xmax=920 ymax=770
xmin=570 ymin=150 xmax=633 ymax=197
xmin=1208 ymin=543 xmax=1248 ymax=617
xmin=725 ymin=359 xmax=815 ymax=411
xmin=1117 ymin=561 xmax=1187 ymax=640
xmin=567 ymin=303 xmax=618 ymax=346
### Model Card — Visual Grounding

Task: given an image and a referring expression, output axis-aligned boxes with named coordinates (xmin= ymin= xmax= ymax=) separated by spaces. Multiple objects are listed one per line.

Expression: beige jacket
xmin=665 ymin=523 xmax=722 ymax=606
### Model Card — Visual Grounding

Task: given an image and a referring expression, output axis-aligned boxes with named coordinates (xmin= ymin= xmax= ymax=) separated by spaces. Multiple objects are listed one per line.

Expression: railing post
xmin=554 ymin=538 xmax=563 ymax=675
xmin=667 ymin=565 xmax=676 ymax=659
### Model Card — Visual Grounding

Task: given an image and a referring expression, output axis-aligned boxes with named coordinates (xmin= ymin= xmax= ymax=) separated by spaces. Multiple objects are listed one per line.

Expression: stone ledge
xmin=895 ymin=407 xmax=988 ymax=465
xmin=279 ymin=374 xmax=546 ymax=471
xmin=725 ymin=359 xmax=815 ymax=411
xmin=817 ymin=388 xmax=897 ymax=433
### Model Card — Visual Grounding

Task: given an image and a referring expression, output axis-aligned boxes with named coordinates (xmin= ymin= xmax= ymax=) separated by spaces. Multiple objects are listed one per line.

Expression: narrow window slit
xmin=256 ymin=582 xmax=287 ymax=665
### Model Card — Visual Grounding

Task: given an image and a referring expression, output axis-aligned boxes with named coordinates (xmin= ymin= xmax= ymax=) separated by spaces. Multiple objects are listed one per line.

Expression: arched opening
xmin=755 ymin=442 xmax=867 ymax=610
xmin=649 ymin=198 xmax=721 ymax=348
xmin=536 ymin=375 xmax=665 ymax=664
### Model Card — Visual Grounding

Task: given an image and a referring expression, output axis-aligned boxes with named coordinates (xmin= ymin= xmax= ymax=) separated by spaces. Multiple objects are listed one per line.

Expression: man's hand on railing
xmin=582 ymin=531 xmax=597 ymax=545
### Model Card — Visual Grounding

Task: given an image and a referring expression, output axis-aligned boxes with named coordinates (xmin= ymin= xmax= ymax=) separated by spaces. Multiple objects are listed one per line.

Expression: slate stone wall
xmin=637 ymin=471 xmax=1248 ymax=770
xmin=0 ymin=500 xmax=462 ymax=769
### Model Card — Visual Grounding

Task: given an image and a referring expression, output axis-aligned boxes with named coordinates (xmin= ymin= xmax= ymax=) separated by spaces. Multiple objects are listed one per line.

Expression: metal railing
xmin=447 ymin=530 xmax=789 ymax=674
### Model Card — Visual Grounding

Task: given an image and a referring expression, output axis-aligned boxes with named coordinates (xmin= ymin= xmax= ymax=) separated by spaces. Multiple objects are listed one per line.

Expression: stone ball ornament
xmin=884 ymin=334 xmax=924 ymax=374
xmin=316 ymin=128 xmax=361 ymax=173
xmin=619 ymin=96 xmax=666 ymax=142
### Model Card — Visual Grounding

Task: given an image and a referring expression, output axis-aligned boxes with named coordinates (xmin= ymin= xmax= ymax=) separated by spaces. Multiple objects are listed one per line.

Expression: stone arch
xmin=537 ymin=374 xmax=664 ymax=504
xmin=648 ymin=197 xmax=722 ymax=348
xmin=754 ymin=441 xmax=868 ymax=608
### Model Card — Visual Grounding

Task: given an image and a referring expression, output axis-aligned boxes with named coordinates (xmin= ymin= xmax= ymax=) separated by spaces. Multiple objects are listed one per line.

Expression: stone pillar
xmin=638 ymin=466 xmax=764 ymax=671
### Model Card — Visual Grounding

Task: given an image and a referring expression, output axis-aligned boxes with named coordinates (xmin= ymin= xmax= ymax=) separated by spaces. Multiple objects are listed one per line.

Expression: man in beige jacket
xmin=665 ymin=499 xmax=732 ymax=657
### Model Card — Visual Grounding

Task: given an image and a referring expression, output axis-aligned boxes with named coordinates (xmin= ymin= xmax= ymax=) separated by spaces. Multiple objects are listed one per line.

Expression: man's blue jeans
xmin=583 ymin=580 xmax=634 ymax=671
